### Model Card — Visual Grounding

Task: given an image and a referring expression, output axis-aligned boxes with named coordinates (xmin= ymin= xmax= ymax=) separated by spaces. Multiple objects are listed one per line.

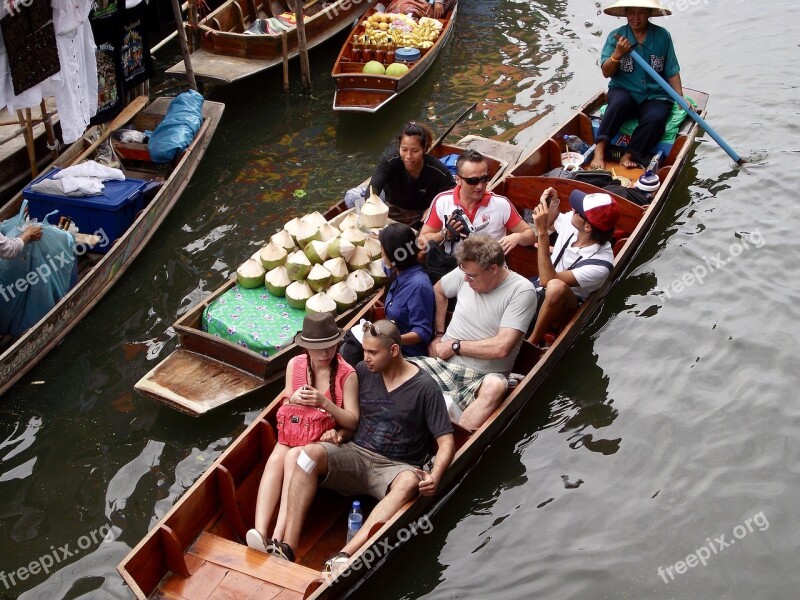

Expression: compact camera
xmin=445 ymin=208 xmax=475 ymax=241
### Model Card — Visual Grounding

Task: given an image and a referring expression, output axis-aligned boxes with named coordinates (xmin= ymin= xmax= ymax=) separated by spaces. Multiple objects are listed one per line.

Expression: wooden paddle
xmin=431 ymin=101 xmax=478 ymax=148
xmin=73 ymin=95 xmax=149 ymax=165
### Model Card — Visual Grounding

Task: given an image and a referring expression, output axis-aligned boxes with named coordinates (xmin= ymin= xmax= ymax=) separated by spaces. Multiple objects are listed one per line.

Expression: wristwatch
xmin=451 ymin=340 xmax=461 ymax=355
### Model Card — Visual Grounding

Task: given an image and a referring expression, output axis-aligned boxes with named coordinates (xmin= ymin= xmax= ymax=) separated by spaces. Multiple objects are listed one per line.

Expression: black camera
xmin=445 ymin=208 xmax=475 ymax=241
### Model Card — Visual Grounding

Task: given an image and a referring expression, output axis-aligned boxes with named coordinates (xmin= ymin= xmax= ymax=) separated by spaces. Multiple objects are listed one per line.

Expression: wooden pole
xmin=281 ymin=31 xmax=290 ymax=90
xmin=293 ymin=0 xmax=311 ymax=90
xmin=40 ymin=100 xmax=59 ymax=159
xmin=188 ymin=0 xmax=200 ymax=52
xmin=171 ymin=0 xmax=199 ymax=91
xmin=17 ymin=109 xmax=38 ymax=178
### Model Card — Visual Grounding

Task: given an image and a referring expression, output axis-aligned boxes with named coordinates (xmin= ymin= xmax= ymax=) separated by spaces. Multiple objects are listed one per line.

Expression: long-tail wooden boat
xmin=330 ymin=5 xmax=457 ymax=112
xmin=118 ymin=87 xmax=708 ymax=599
xmin=166 ymin=0 xmax=374 ymax=85
xmin=133 ymin=133 xmax=522 ymax=416
xmin=0 ymin=97 xmax=225 ymax=398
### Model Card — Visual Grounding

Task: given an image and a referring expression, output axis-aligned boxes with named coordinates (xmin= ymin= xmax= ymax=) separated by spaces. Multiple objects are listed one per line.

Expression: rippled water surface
xmin=2 ymin=0 xmax=799 ymax=598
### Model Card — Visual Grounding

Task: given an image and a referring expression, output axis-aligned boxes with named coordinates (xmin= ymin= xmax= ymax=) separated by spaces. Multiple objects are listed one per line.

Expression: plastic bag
xmin=148 ymin=90 xmax=204 ymax=163
xmin=0 ymin=201 xmax=76 ymax=336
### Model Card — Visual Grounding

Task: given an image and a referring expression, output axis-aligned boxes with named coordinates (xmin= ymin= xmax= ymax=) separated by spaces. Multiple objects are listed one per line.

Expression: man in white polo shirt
xmin=418 ymin=149 xmax=536 ymax=255
xmin=528 ymin=187 xmax=619 ymax=346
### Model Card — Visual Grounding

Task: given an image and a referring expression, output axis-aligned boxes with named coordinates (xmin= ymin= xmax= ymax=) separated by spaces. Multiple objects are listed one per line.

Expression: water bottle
xmin=563 ymin=134 xmax=590 ymax=154
xmin=346 ymin=500 xmax=363 ymax=544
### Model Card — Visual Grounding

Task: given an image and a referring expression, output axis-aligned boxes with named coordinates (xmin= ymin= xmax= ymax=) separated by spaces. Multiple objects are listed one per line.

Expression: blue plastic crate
xmin=23 ymin=169 xmax=147 ymax=253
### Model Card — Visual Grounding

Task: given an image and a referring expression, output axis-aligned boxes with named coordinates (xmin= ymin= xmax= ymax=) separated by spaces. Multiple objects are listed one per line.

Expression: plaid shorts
xmin=408 ymin=356 xmax=508 ymax=411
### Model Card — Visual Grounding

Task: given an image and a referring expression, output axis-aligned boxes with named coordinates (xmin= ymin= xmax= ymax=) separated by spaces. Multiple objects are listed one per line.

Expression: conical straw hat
xmin=603 ymin=0 xmax=672 ymax=17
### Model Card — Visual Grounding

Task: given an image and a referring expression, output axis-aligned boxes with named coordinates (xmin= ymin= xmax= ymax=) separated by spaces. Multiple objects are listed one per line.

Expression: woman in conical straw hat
xmin=590 ymin=0 xmax=686 ymax=170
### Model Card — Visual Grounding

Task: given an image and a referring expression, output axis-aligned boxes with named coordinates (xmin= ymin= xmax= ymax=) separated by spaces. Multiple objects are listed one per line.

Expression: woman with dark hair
xmin=379 ymin=223 xmax=435 ymax=357
xmin=340 ymin=223 xmax=435 ymax=363
xmin=368 ymin=122 xmax=455 ymax=227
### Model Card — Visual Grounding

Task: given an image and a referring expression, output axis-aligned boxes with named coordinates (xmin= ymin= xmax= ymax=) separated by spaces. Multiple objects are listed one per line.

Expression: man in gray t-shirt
xmin=410 ymin=236 xmax=537 ymax=430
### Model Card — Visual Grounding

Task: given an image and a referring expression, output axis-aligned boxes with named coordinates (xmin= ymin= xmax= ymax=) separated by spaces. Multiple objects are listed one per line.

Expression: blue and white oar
xmin=619 ymin=37 xmax=745 ymax=165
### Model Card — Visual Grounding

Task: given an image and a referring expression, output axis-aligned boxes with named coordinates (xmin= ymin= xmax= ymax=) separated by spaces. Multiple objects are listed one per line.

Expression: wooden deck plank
xmin=166 ymin=48 xmax=282 ymax=85
xmin=187 ymin=531 xmax=320 ymax=594
xmin=210 ymin=569 xmax=284 ymax=599
xmin=159 ymin=560 xmax=228 ymax=600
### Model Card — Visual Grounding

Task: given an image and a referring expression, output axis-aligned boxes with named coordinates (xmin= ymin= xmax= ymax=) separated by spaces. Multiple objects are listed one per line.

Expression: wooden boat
xmin=330 ymin=5 xmax=457 ymax=112
xmin=166 ymin=0 xmax=374 ymax=85
xmin=134 ymin=132 xmax=522 ymax=417
xmin=0 ymin=97 xmax=225 ymax=398
xmin=0 ymin=99 xmax=62 ymax=202
xmin=118 ymin=87 xmax=707 ymax=598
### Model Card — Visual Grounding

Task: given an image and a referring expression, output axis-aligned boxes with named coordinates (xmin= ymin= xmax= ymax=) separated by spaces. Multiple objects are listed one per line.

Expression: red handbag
xmin=275 ymin=401 xmax=336 ymax=447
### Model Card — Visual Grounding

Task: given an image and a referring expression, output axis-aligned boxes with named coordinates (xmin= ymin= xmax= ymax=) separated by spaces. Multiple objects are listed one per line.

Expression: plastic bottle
xmin=563 ymin=134 xmax=590 ymax=154
xmin=346 ymin=500 xmax=363 ymax=544
xmin=635 ymin=151 xmax=663 ymax=201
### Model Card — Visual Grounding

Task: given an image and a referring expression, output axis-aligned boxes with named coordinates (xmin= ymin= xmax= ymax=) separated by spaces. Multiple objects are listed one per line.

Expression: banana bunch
xmin=359 ymin=12 xmax=442 ymax=49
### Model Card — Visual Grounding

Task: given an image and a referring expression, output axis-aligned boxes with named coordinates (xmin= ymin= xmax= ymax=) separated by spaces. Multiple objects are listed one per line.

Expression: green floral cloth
xmin=202 ymin=285 xmax=306 ymax=357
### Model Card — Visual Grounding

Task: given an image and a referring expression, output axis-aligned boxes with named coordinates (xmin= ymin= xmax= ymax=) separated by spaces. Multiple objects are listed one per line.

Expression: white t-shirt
xmin=439 ymin=268 xmax=536 ymax=375
xmin=550 ymin=212 xmax=614 ymax=300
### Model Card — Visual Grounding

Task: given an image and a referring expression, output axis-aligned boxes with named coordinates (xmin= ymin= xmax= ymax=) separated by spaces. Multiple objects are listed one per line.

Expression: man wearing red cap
xmin=527 ymin=187 xmax=619 ymax=346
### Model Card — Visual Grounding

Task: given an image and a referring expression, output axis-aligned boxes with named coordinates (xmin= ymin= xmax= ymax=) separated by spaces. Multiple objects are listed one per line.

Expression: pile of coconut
xmin=235 ymin=194 xmax=389 ymax=317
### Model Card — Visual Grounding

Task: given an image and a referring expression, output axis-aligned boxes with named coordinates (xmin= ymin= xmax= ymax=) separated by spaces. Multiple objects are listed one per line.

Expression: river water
xmin=2 ymin=0 xmax=799 ymax=598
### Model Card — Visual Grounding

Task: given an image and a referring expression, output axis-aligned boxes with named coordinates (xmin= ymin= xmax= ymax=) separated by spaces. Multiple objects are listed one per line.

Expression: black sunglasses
xmin=458 ymin=174 xmax=490 ymax=185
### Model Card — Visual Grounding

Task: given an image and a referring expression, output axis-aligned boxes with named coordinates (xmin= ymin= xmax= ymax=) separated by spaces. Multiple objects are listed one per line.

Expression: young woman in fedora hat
xmin=246 ymin=312 xmax=359 ymax=560
xmin=590 ymin=0 xmax=686 ymax=170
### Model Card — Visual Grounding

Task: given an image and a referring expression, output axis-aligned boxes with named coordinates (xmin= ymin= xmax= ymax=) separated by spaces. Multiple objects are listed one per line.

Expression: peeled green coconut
xmin=271 ymin=229 xmax=296 ymax=253
xmin=259 ymin=242 xmax=288 ymax=270
xmin=328 ymin=236 xmax=356 ymax=262
xmin=265 ymin=266 xmax=291 ymax=297
xmin=283 ymin=217 xmax=303 ymax=241
xmin=346 ymin=245 xmax=371 ymax=272
xmin=305 ymin=292 xmax=337 ymax=317
xmin=363 ymin=236 xmax=382 ymax=260
xmin=295 ymin=220 xmax=321 ymax=248
xmin=368 ymin=259 xmax=388 ymax=286
xmin=346 ymin=270 xmax=375 ymax=300
xmin=237 ymin=259 xmax=266 ymax=289
xmin=286 ymin=281 xmax=314 ymax=310
xmin=304 ymin=239 xmax=330 ymax=264
xmin=302 ymin=211 xmax=328 ymax=229
xmin=328 ymin=281 xmax=358 ymax=312
xmin=385 ymin=62 xmax=410 ymax=77
xmin=318 ymin=222 xmax=340 ymax=242
xmin=323 ymin=257 xmax=349 ymax=284
xmin=307 ymin=264 xmax=333 ymax=292
xmin=338 ymin=212 xmax=361 ymax=231
xmin=285 ymin=250 xmax=312 ymax=281
xmin=341 ymin=227 xmax=366 ymax=247
xmin=362 ymin=60 xmax=386 ymax=75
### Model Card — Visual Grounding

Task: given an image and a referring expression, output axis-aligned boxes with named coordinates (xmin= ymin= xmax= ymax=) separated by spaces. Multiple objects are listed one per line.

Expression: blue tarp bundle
xmin=148 ymin=90 xmax=204 ymax=163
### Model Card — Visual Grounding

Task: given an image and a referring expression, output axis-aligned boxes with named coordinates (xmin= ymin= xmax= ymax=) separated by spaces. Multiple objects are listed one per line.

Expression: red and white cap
xmin=569 ymin=190 xmax=620 ymax=232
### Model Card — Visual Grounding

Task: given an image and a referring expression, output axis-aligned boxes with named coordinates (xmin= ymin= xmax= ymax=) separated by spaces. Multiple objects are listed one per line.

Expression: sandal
xmin=324 ymin=551 xmax=350 ymax=573
xmin=265 ymin=539 xmax=295 ymax=562
xmin=245 ymin=529 xmax=268 ymax=553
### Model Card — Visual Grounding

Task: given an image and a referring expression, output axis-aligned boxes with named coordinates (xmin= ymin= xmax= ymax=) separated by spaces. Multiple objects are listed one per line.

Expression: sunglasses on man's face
xmin=458 ymin=174 xmax=490 ymax=185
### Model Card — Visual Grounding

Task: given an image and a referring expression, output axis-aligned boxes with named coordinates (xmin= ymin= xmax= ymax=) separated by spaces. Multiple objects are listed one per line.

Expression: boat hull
xmin=0 ymin=99 xmax=225 ymax=398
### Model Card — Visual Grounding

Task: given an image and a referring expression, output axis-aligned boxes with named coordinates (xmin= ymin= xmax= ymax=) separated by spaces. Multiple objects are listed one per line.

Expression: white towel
xmin=53 ymin=160 xmax=124 ymax=181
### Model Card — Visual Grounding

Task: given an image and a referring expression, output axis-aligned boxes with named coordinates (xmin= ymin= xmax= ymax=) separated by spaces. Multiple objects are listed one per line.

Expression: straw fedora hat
xmin=293 ymin=312 xmax=344 ymax=349
xmin=603 ymin=0 xmax=672 ymax=17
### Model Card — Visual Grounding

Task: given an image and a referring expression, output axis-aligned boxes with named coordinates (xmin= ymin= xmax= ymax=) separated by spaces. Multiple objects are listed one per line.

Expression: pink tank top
xmin=289 ymin=353 xmax=353 ymax=409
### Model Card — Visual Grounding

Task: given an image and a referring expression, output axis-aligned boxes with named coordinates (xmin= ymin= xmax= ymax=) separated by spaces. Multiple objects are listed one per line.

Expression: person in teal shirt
xmin=590 ymin=0 xmax=685 ymax=169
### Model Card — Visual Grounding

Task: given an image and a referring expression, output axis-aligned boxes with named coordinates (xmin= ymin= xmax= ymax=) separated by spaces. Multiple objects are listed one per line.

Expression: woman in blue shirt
xmin=378 ymin=223 xmax=435 ymax=357
xmin=590 ymin=0 xmax=685 ymax=170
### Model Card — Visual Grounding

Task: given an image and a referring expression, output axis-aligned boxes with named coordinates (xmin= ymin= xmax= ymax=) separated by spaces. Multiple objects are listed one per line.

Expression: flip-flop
xmin=266 ymin=540 xmax=296 ymax=562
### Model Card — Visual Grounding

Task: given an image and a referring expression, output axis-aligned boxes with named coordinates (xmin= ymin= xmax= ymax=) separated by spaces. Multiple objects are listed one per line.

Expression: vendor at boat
xmin=385 ymin=0 xmax=456 ymax=19
xmin=0 ymin=224 xmax=42 ymax=259
xmin=590 ymin=0 xmax=684 ymax=170
xmin=367 ymin=121 xmax=455 ymax=227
